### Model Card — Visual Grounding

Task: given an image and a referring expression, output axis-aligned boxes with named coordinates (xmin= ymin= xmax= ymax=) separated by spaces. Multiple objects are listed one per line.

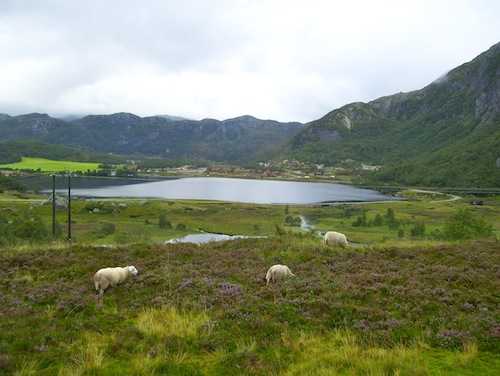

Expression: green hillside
xmin=288 ymin=42 xmax=500 ymax=187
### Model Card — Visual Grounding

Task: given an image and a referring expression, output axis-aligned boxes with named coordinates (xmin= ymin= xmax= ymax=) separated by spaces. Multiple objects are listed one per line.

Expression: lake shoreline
xmin=41 ymin=176 xmax=399 ymax=205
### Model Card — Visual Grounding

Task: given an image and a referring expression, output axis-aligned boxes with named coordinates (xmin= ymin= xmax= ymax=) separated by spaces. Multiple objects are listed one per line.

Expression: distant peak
xmin=15 ymin=112 xmax=51 ymax=118
xmin=79 ymin=112 xmax=142 ymax=123
xmin=109 ymin=112 xmax=141 ymax=119
xmin=223 ymin=115 xmax=260 ymax=123
xmin=155 ymin=114 xmax=191 ymax=121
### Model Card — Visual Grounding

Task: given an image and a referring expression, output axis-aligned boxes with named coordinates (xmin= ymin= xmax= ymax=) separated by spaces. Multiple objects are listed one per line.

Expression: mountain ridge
xmin=1 ymin=42 xmax=499 ymax=186
xmin=0 ymin=111 xmax=303 ymax=164
xmin=288 ymin=41 xmax=500 ymax=186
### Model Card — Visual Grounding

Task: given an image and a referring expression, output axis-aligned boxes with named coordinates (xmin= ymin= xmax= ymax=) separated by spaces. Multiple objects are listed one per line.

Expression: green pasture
xmin=0 ymin=157 xmax=100 ymax=172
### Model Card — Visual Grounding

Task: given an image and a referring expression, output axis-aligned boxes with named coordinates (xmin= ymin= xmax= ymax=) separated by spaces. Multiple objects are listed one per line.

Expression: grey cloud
xmin=0 ymin=0 xmax=499 ymax=122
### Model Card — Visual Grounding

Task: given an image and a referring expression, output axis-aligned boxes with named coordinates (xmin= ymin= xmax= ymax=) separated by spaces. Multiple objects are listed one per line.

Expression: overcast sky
xmin=0 ymin=0 xmax=499 ymax=122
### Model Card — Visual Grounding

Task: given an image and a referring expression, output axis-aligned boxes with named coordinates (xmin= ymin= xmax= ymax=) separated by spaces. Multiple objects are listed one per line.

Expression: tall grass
xmin=136 ymin=306 xmax=209 ymax=339
xmin=284 ymin=331 xmax=428 ymax=375
xmin=58 ymin=333 xmax=111 ymax=375
xmin=12 ymin=360 xmax=39 ymax=376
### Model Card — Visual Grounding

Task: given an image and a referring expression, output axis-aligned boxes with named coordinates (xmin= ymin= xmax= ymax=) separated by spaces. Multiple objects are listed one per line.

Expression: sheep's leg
xmin=96 ymin=289 xmax=104 ymax=307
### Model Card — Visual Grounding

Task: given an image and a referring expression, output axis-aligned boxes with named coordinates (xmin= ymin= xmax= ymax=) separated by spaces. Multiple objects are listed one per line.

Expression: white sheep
xmin=265 ymin=264 xmax=295 ymax=285
xmin=324 ymin=231 xmax=348 ymax=247
xmin=93 ymin=265 xmax=138 ymax=305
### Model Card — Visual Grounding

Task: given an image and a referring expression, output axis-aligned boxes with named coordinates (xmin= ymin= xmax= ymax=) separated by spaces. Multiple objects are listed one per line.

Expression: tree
xmin=352 ymin=211 xmax=368 ymax=227
xmin=384 ymin=208 xmax=400 ymax=229
xmin=385 ymin=208 xmax=395 ymax=222
xmin=159 ymin=213 xmax=172 ymax=229
xmin=13 ymin=214 xmax=49 ymax=241
xmin=410 ymin=222 xmax=426 ymax=237
xmin=373 ymin=213 xmax=383 ymax=226
xmin=443 ymin=209 xmax=493 ymax=240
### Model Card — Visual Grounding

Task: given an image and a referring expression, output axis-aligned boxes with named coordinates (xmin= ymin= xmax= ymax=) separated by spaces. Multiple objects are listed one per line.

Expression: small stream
xmin=299 ymin=215 xmax=314 ymax=231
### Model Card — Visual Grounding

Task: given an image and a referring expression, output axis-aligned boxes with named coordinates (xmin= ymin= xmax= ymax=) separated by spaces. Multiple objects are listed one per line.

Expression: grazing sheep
xmin=93 ymin=266 xmax=138 ymax=305
xmin=324 ymin=231 xmax=348 ymax=247
xmin=265 ymin=264 xmax=295 ymax=285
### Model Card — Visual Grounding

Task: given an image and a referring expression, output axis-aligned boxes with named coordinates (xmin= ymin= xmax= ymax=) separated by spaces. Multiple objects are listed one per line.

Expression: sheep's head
xmin=127 ymin=266 xmax=139 ymax=276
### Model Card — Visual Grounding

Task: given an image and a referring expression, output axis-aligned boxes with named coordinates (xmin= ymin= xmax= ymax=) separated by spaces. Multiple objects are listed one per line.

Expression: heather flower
xmin=461 ymin=302 xmax=474 ymax=311
xmin=178 ymin=278 xmax=194 ymax=290
xmin=490 ymin=325 xmax=500 ymax=338
xmin=218 ymin=282 xmax=242 ymax=297
xmin=436 ymin=329 xmax=470 ymax=348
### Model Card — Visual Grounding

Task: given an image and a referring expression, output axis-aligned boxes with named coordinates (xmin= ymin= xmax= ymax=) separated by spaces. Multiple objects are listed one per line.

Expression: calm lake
xmin=30 ymin=176 xmax=397 ymax=204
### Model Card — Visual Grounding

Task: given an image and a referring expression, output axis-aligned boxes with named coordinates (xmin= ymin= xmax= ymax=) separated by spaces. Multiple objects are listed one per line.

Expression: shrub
xmin=372 ymin=213 xmax=383 ymax=226
xmin=159 ymin=213 xmax=172 ymax=229
xmin=385 ymin=208 xmax=395 ymax=223
xmin=285 ymin=215 xmax=301 ymax=227
xmin=443 ymin=209 xmax=493 ymax=240
xmin=275 ymin=224 xmax=285 ymax=236
xmin=176 ymin=223 xmax=186 ymax=231
xmin=0 ymin=211 xmax=46 ymax=244
xmin=12 ymin=214 xmax=49 ymax=241
xmin=341 ymin=206 xmax=363 ymax=218
xmin=0 ymin=175 xmax=25 ymax=192
xmin=410 ymin=222 xmax=426 ymax=237
xmin=352 ymin=211 xmax=368 ymax=227
xmin=398 ymin=228 xmax=404 ymax=238
xmin=96 ymin=222 xmax=116 ymax=238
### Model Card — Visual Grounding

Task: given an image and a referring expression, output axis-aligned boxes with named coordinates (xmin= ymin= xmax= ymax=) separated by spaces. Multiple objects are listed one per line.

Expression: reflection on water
xmin=44 ymin=177 xmax=395 ymax=205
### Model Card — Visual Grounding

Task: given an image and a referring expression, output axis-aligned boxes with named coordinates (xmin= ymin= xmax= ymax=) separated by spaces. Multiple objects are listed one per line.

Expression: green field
xmin=0 ymin=157 xmax=100 ymax=173
xmin=0 ymin=189 xmax=499 ymax=374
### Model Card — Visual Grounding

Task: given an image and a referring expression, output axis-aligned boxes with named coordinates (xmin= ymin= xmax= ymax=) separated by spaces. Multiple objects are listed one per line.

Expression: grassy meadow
xmin=0 ymin=157 xmax=100 ymax=173
xmin=0 ymin=189 xmax=499 ymax=374
xmin=1 ymin=188 xmax=500 ymax=246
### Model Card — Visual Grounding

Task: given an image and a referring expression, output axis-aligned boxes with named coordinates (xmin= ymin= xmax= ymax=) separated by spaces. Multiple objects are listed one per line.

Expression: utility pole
xmin=52 ymin=174 xmax=56 ymax=238
xmin=67 ymin=174 xmax=72 ymax=241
